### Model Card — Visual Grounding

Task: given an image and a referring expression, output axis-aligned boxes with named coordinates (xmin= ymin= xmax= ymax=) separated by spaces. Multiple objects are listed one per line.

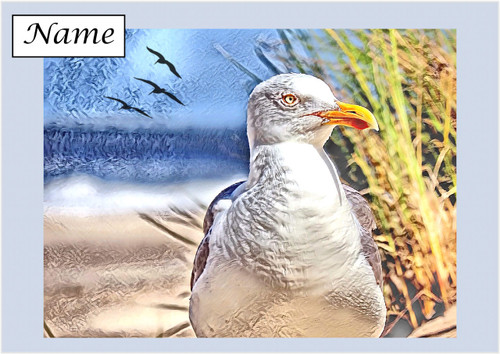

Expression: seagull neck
xmin=248 ymin=142 xmax=346 ymax=205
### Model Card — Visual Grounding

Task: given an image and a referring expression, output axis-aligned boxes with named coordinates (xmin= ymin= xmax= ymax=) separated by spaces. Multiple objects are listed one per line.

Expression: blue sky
xmin=44 ymin=29 xmax=284 ymax=130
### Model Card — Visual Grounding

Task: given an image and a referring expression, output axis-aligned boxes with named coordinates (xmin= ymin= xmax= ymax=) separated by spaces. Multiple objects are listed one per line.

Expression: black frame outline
xmin=12 ymin=14 xmax=126 ymax=58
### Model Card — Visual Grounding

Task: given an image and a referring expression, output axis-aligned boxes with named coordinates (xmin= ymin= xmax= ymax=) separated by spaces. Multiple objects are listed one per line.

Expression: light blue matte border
xmin=2 ymin=1 xmax=498 ymax=352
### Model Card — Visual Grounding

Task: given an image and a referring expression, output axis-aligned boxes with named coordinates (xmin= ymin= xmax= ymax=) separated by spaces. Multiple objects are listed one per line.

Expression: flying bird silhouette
xmin=104 ymin=96 xmax=152 ymax=119
xmin=146 ymin=46 xmax=182 ymax=79
xmin=134 ymin=77 xmax=185 ymax=106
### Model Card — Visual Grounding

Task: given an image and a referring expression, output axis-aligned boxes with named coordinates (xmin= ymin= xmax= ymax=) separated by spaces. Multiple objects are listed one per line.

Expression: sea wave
xmin=44 ymin=126 xmax=250 ymax=183
xmin=44 ymin=174 xmax=246 ymax=215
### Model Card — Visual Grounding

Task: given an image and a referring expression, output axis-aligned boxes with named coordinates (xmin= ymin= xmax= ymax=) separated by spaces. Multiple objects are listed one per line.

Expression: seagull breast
xmin=223 ymin=142 xmax=361 ymax=287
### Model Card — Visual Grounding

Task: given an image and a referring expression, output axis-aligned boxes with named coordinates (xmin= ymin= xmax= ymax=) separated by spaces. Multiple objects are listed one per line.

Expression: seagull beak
xmin=315 ymin=101 xmax=379 ymax=131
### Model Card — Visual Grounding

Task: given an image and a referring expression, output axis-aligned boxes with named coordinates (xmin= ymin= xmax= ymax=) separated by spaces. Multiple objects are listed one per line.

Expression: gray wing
xmin=134 ymin=77 xmax=161 ymax=90
xmin=146 ymin=46 xmax=165 ymax=61
xmin=190 ymin=181 xmax=245 ymax=290
xmin=166 ymin=61 xmax=182 ymax=79
xmin=343 ymin=184 xmax=383 ymax=290
xmin=164 ymin=91 xmax=185 ymax=106
xmin=104 ymin=96 xmax=127 ymax=107
xmin=131 ymin=107 xmax=152 ymax=118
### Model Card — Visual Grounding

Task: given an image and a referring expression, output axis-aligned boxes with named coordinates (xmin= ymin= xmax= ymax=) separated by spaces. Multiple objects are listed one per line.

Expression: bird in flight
xmin=189 ymin=73 xmax=385 ymax=338
xmin=146 ymin=47 xmax=182 ymax=79
xmin=134 ymin=77 xmax=184 ymax=106
xmin=104 ymin=96 xmax=152 ymax=119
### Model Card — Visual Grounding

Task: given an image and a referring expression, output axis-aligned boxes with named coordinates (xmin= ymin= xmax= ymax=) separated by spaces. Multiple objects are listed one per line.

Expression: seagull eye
xmin=282 ymin=94 xmax=298 ymax=106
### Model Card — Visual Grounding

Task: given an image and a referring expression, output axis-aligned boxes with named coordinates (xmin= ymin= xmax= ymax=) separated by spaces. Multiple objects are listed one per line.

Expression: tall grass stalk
xmin=274 ymin=29 xmax=456 ymax=330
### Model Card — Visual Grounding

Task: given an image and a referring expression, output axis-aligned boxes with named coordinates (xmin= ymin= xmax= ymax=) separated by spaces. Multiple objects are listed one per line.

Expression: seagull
xmin=189 ymin=73 xmax=386 ymax=337
xmin=146 ymin=46 xmax=182 ymax=79
xmin=134 ymin=77 xmax=185 ymax=105
xmin=104 ymin=96 xmax=152 ymax=119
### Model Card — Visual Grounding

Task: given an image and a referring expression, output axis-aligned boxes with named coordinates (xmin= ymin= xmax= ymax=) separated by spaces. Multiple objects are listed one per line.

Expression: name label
xmin=12 ymin=15 xmax=125 ymax=57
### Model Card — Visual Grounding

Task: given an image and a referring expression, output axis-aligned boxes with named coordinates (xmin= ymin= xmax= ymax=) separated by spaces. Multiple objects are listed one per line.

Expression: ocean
xmin=44 ymin=125 xmax=250 ymax=214
xmin=44 ymin=125 xmax=249 ymax=183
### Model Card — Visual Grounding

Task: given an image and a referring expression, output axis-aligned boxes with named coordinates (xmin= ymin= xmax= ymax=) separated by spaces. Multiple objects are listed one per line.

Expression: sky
xmin=44 ymin=29 xmax=286 ymax=130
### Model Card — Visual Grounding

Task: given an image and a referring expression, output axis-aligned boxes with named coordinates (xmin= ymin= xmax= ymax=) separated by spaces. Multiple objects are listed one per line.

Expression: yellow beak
xmin=314 ymin=101 xmax=379 ymax=131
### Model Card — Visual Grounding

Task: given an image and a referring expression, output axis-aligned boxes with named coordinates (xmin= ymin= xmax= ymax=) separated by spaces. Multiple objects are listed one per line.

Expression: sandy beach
xmin=43 ymin=176 xmax=239 ymax=338
xmin=44 ymin=209 xmax=204 ymax=338
xmin=43 ymin=176 xmax=457 ymax=338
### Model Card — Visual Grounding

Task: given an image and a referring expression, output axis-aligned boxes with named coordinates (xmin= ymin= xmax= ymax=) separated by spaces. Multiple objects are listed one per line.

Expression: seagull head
xmin=247 ymin=73 xmax=378 ymax=148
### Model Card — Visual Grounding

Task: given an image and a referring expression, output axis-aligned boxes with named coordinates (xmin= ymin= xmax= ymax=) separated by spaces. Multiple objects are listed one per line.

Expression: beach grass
xmin=270 ymin=29 xmax=456 ymax=333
